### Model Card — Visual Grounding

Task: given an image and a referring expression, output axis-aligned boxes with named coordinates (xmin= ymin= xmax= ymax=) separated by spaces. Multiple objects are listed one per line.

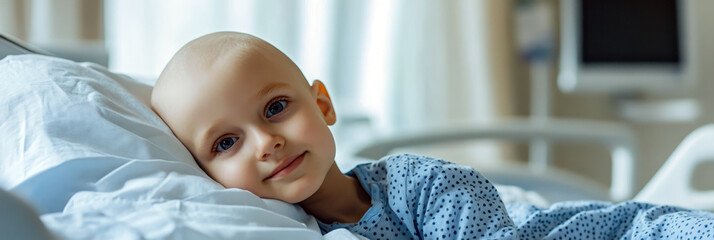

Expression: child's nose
xmin=252 ymin=129 xmax=285 ymax=161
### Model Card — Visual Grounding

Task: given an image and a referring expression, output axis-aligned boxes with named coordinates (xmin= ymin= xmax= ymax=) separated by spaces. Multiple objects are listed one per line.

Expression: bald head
xmin=154 ymin=32 xmax=298 ymax=95
xmin=151 ymin=31 xmax=308 ymax=123
xmin=157 ymin=32 xmax=258 ymax=85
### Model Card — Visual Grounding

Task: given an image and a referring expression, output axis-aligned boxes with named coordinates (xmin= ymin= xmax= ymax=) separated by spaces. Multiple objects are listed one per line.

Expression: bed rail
xmin=635 ymin=124 xmax=714 ymax=211
xmin=353 ymin=118 xmax=638 ymax=202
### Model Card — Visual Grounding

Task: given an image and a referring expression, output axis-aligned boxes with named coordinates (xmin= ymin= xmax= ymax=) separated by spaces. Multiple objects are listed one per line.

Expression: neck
xmin=298 ymin=163 xmax=371 ymax=224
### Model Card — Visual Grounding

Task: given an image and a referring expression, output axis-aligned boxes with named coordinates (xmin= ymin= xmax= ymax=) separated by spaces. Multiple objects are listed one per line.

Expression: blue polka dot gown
xmin=317 ymin=154 xmax=714 ymax=239
xmin=318 ymin=154 xmax=515 ymax=239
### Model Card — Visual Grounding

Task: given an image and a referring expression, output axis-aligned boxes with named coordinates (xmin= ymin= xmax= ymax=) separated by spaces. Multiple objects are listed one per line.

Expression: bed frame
xmin=634 ymin=124 xmax=714 ymax=210
xmin=0 ymin=34 xmax=49 ymax=57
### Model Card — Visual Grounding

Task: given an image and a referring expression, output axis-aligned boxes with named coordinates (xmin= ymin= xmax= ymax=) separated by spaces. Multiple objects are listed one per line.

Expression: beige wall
xmin=0 ymin=0 xmax=27 ymax=38
xmin=0 ymin=0 xmax=103 ymax=44
xmin=485 ymin=0 xmax=529 ymax=162
xmin=0 ymin=0 xmax=105 ymax=64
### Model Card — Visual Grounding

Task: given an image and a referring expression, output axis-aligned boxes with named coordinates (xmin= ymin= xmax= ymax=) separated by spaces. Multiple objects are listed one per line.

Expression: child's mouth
xmin=264 ymin=151 xmax=306 ymax=180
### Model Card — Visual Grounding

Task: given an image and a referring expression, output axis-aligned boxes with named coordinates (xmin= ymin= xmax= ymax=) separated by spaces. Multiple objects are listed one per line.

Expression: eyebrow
xmin=256 ymin=82 xmax=290 ymax=99
xmin=197 ymin=82 xmax=290 ymax=154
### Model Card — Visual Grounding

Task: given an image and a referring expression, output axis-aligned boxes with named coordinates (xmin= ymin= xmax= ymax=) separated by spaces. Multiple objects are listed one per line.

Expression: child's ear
xmin=310 ymin=80 xmax=336 ymax=125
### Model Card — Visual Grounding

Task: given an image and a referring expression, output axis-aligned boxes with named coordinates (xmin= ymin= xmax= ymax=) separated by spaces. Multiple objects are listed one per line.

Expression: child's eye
xmin=215 ymin=137 xmax=238 ymax=152
xmin=265 ymin=99 xmax=288 ymax=118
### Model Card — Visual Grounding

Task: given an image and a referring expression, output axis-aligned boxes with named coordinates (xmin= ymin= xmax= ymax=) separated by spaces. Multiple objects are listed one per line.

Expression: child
xmin=151 ymin=32 xmax=714 ymax=239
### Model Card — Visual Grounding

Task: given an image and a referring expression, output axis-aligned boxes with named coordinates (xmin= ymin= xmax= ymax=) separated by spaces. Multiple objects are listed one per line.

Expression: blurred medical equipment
xmin=514 ymin=0 xmax=558 ymax=175
xmin=560 ymin=0 xmax=701 ymax=123
xmin=559 ymin=0 xmax=696 ymax=94
xmin=511 ymin=0 xmax=632 ymax=196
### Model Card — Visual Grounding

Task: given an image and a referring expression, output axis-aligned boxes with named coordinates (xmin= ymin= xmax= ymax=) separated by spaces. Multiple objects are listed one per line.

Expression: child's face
xmin=153 ymin=40 xmax=336 ymax=203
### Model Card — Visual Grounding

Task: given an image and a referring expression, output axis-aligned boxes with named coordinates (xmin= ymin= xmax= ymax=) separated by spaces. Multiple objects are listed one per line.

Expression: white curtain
xmin=104 ymin=0 xmax=501 ymax=165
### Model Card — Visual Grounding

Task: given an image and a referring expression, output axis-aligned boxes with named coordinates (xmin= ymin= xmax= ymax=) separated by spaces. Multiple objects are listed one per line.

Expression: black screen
xmin=581 ymin=0 xmax=680 ymax=63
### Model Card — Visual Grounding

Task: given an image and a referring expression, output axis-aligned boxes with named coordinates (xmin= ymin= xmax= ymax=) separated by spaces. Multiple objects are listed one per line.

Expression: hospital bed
xmin=1 ymin=33 xmax=713 ymax=239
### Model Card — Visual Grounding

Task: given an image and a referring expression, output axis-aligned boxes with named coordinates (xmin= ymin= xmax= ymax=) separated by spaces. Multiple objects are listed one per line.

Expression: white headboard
xmin=0 ymin=33 xmax=48 ymax=58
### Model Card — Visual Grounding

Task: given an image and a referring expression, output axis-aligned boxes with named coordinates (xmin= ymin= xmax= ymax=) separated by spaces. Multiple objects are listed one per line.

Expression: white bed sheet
xmin=25 ymin=158 xmax=367 ymax=239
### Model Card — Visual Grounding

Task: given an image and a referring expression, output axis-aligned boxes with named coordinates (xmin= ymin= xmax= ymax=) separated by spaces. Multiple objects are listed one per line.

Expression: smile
xmin=264 ymin=151 xmax=306 ymax=180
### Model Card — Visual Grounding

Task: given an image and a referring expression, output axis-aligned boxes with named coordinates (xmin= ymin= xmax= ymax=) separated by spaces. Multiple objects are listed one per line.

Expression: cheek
xmin=210 ymin=160 xmax=260 ymax=190
xmin=292 ymin=109 xmax=335 ymax=151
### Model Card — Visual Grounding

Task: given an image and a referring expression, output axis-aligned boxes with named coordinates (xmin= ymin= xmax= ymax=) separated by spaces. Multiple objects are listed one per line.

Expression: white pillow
xmin=0 ymin=54 xmax=198 ymax=188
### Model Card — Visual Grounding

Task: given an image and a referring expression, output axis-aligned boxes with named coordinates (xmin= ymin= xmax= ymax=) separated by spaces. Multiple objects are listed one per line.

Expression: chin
xmin=284 ymin=178 xmax=323 ymax=203
xmin=282 ymin=191 xmax=312 ymax=204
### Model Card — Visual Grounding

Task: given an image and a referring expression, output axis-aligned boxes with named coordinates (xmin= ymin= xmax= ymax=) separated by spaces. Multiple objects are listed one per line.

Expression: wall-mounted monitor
xmin=558 ymin=0 xmax=696 ymax=94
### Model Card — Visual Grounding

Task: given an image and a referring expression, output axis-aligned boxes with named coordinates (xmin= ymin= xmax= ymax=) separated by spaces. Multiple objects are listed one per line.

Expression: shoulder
xmin=351 ymin=153 xmax=486 ymax=189
xmin=352 ymin=153 xmax=442 ymax=172
xmin=383 ymin=153 xmax=477 ymax=178
xmin=379 ymin=153 xmax=453 ymax=169
xmin=354 ymin=154 xmax=454 ymax=174
xmin=356 ymin=154 xmax=480 ymax=184
xmin=374 ymin=154 xmax=497 ymax=197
